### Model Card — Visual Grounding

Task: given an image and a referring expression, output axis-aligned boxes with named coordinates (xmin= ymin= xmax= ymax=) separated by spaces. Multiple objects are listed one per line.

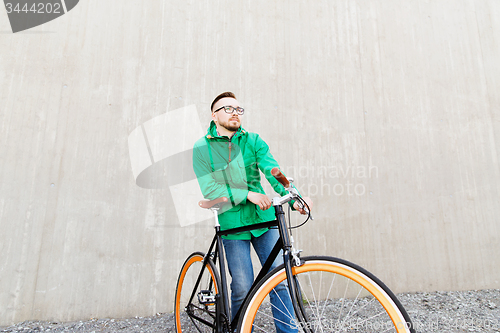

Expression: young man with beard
xmin=192 ymin=92 xmax=312 ymax=332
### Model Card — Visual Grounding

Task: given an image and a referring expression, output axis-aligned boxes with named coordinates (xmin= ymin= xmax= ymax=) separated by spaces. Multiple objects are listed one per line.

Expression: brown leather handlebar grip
xmin=271 ymin=167 xmax=290 ymax=188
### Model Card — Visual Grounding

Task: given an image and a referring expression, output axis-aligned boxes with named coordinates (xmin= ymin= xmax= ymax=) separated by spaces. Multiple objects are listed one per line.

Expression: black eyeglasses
xmin=213 ymin=105 xmax=245 ymax=115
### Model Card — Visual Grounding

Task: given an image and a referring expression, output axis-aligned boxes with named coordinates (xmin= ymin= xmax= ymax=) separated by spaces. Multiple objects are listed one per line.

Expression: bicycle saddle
xmin=198 ymin=197 xmax=229 ymax=209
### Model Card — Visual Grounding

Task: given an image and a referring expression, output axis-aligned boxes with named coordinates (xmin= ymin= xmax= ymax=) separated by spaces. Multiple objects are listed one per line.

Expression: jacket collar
xmin=205 ymin=120 xmax=246 ymax=140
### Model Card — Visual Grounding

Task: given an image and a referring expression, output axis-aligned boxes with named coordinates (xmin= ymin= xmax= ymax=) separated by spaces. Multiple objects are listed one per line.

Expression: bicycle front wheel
xmin=174 ymin=252 xmax=222 ymax=333
xmin=237 ymin=256 xmax=415 ymax=333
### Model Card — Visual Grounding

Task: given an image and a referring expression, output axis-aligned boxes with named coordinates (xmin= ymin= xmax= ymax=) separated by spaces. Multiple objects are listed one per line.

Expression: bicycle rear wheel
xmin=237 ymin=256 xmax=415 ymax=333
xmin=174 ymin=252 xmax=222 ymax=333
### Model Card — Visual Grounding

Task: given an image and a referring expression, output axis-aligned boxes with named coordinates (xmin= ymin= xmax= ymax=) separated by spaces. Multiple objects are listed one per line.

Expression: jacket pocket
xmin=219 ymin=206 xmax=242 ymax=227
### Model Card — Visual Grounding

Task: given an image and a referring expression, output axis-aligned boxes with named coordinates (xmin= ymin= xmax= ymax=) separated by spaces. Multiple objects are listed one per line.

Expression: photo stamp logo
xmin=4 ymin=0 xmax=79 ymax=33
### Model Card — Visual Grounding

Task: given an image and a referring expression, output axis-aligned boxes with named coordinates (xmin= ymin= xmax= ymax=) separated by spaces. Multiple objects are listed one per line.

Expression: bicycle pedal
xmin=198 ymin=290 xmax=217 ymax=305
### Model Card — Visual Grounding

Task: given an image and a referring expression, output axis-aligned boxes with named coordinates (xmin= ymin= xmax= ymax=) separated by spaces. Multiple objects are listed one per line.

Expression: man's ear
xmin=211 ymin=112 xmax=217 ymax=123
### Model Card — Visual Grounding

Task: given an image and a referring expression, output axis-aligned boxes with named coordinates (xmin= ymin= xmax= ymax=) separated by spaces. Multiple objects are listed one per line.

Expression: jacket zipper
xmin=228 ymin=141 xmax=232 ymax=162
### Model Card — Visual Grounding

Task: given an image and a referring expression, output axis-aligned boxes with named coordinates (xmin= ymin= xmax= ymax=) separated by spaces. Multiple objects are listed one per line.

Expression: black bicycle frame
xmin=185 ymin=204 xmax=309 ymax=332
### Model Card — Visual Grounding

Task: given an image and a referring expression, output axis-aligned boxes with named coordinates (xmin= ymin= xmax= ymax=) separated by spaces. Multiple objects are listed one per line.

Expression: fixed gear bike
xmin=174 ymin=168 xmax=415 ymax=333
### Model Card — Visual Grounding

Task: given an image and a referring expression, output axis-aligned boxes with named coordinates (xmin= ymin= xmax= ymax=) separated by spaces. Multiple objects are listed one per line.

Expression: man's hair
xmin=211 ymin=92 xmax=236 ymax=112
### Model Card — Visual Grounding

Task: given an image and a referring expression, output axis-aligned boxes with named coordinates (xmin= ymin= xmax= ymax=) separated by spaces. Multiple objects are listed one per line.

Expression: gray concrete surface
xmin=0 ymin=0 xmax=499 ymax=326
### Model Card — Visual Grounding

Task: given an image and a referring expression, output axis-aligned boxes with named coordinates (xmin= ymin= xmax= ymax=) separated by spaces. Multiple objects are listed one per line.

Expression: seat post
xmin=210 ymin=205 xmax=230 ymax=326
xmin=211 ymin=207 xmax=220 ymax=228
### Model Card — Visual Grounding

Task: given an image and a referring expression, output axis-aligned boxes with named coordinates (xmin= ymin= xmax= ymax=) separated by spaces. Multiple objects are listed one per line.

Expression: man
xmin=193 ymin=92 xmax=312 ymax=332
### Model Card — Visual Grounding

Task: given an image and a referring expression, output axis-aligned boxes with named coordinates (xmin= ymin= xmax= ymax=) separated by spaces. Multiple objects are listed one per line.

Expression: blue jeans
xmin=222 ymin=228 xmax=299 ymax=333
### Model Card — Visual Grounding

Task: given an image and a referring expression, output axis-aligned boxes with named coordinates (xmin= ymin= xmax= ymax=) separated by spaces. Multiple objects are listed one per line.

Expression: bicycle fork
xmin=275 ymin=205 xmax=314 ymax=333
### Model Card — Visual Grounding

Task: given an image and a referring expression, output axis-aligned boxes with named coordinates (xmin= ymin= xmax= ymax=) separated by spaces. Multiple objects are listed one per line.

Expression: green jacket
xmin=193 ymin=121 xmax=292 ymax=239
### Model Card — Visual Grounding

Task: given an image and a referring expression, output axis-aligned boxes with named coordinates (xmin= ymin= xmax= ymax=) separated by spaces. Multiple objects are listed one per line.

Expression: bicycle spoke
xmin=335 ymin=277 xmax=350 ymax=328
xmin=238 ymin=258 xmax=412 ymax=333
xmin=305 ymin=271 xmax=325 ymax=333
xmin=319 ymin=272 xmax=336 ymax=319
xmin=339 ymin=286 xmax=363 ymax=327
xmin=268 ymin=288 xmax=296 ymax=322
xmin=356 ymin=310 xmax=388 ymax=325
xmin=257 ymin=307 xmax=297 ymax=329
xmin=341 ymin=296 xmax=378 ymax=319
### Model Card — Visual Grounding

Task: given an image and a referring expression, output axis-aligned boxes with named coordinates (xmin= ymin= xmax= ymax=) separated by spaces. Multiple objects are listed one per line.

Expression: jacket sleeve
xmin=254 ymin=135 xmax=301 ymax=205
xmin=192 ymin=140 xmax=248 ymax=206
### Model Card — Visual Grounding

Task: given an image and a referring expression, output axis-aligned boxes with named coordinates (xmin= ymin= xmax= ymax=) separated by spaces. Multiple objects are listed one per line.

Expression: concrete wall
xmin=1 ymin=0 xmax=499 ymax=326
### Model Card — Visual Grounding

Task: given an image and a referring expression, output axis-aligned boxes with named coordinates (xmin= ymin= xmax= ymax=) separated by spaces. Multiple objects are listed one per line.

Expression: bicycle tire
xmin=237 ymin=256 xmax=415 ymax=333
xmin=174 ymin=252 xmax=222 ymax=333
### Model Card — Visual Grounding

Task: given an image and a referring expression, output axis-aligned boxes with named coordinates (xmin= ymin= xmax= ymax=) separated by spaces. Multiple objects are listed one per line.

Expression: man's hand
xmin=293 ymin=196 xmax=313 ymax=215
xmin=247 ymin=191 xmax=272 ymax=210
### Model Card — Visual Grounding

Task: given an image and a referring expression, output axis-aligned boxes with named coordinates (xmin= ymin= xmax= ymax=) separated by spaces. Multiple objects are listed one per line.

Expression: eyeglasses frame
xmin=213 ymin=105 xmax=245 ymax=115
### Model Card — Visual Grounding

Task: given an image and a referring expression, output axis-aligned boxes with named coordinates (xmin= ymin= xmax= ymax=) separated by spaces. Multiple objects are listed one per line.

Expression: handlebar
xmin=198 ymin=168 xmax=312 ymax=221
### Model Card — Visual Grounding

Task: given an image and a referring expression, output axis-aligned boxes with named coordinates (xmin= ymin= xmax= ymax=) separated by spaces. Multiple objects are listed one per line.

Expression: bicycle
xmin=174 ymin=168 xmax=415 ymax=332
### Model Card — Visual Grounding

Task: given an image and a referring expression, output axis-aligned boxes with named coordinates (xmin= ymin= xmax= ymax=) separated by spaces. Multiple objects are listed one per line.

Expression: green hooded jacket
xmin=193 ymin=121 xmax=294 ymax=239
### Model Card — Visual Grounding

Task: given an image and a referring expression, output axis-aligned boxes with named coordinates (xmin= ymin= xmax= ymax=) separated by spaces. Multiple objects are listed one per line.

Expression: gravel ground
xmin=1 ymin=289 xmax=499 ymax=332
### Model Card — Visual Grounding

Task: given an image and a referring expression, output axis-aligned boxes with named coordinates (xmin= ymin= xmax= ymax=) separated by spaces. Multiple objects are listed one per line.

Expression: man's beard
xmin=220 ymin=118 xmax=240 ymax=131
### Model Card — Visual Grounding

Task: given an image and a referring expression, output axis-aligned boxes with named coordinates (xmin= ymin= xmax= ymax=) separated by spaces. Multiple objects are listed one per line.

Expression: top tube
xmin=216 ymin=219 xmax=279 ymax=237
